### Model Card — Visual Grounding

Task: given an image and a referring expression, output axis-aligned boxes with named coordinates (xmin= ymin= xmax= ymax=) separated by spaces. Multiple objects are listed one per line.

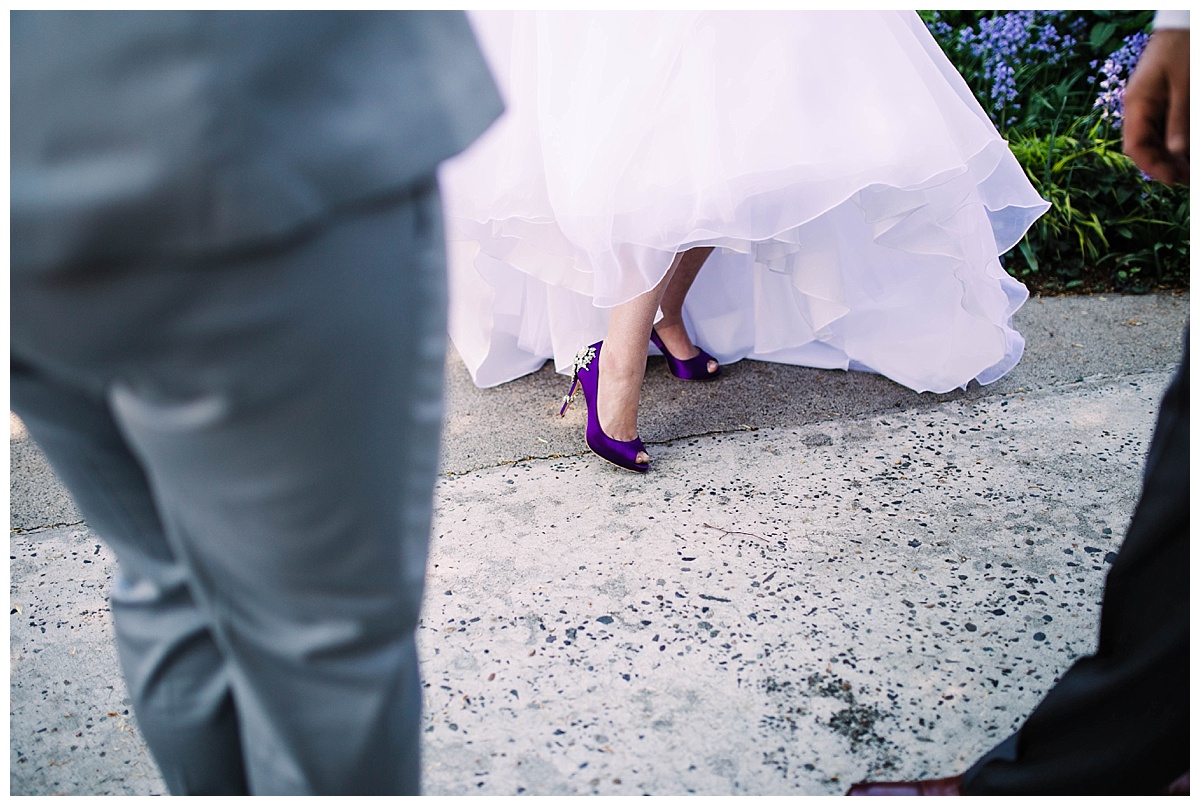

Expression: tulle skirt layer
xmin=440 ymin=10 xmax=1049 ymax=393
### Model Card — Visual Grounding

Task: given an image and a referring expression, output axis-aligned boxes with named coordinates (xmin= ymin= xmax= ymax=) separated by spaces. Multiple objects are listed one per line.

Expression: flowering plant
xmin=921 ymin=10 xmax=1188 ymax=294
xmin=1092 ymin=31 xmax=1150 ymax=127
xmin=921 ymin=10 xmax=1152 ymax=136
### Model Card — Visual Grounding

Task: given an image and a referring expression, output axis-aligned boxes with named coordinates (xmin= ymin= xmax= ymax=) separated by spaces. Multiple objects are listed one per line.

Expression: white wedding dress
xmin=439 ymin=10 xmax=1050 ymax=394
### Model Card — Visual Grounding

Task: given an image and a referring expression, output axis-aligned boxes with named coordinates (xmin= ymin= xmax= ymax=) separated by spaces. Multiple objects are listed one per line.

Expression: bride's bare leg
xmin=656 ymin=247 xmax=718 ymax=375
xmin=597 ymin=255 xmax=684 ymax=466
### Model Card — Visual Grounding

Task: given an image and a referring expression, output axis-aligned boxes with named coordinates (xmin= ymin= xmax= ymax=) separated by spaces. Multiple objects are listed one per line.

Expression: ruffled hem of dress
xmin=446 ymin=138 xmax=1049 ymax=393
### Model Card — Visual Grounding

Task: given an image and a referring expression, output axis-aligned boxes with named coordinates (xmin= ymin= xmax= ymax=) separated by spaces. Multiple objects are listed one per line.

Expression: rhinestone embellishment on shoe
xmin=558 ymin=344 xmax=598 ymax=416
xmin=572 ymin=344 xmax=597 ymax=375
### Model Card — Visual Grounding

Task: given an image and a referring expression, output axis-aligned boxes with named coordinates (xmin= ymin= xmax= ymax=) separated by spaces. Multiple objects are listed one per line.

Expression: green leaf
xmin=1018 ymin=239 xmax=1040 ymax=274
xmin=1090 ymin=22 xmax=1118 ymax=50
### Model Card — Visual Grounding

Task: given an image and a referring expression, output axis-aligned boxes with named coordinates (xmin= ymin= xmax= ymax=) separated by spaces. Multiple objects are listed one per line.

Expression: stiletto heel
xmin=559 ymin=341 xmax=649 ymax=473
xmin=650 ymin=328 xmax=721 ymax=380
xmin=558 ymin=376 xmax=580 ymax=417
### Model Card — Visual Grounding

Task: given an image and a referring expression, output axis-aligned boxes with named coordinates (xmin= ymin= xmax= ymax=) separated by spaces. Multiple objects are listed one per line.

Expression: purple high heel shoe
xmin=650 ymin=328 xmax=721 ymax=380
xmin=558 ymin=341 xmax=649 ymax=473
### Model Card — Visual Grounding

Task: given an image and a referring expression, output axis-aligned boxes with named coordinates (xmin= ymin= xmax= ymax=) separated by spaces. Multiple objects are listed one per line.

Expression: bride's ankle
xmin=655 ymin=316 xmax=686 ymax=335
xmin=653 ymin=320 xmax=699 ymax=359
xmin=596 ymin=351 xmax=642 ymax=438
xmin=599 ymin=343 xmax=646 ymax=380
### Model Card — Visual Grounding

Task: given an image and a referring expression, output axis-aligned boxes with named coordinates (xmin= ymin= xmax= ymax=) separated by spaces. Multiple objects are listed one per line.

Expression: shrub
xmin=920 ymin=10 xmax=1188 ymax=294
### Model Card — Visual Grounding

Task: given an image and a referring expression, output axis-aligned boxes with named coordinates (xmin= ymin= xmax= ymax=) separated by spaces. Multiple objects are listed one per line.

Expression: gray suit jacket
xmin=11 ymin=11 xmax=503 ymax=275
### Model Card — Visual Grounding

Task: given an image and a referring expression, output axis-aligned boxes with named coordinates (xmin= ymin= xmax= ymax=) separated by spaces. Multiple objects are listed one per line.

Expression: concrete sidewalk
xmin=9 ymin=292 xmax=1188 ymax=795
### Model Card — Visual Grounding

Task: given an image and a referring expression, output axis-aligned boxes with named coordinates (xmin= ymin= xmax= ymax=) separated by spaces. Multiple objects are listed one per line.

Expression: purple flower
xmin=955 ymin=11 xmax=1081 ymax=118
xmin=1094 ymin=31 xmax=1151 ymax=127
xmin=930 ymin=21 xmax=954 ymax=39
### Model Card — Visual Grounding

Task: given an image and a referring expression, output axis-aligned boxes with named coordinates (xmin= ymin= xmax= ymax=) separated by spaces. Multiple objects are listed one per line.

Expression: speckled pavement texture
xmin=9 ymin=293 xmax=1188 ymax=795
xmin=419 ymin=376 xmax=1160 ymax=795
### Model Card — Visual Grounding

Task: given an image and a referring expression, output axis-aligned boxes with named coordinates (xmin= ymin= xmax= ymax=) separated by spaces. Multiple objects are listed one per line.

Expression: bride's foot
xmin=559 ymin=341 xmax=649 ymax=471
xmin=652 ymin=320 xmax=720 ymax=379
xmin=597 ymin=346 xmax=650 ymax=466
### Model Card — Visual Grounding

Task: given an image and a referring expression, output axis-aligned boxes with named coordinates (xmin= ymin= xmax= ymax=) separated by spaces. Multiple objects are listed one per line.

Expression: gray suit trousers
xmin=11 ymin=180 xmax=447 ymax=794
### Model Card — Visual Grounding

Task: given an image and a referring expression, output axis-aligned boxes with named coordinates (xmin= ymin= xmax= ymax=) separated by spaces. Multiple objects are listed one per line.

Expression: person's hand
xmin=1122 ymin=28 xmax=1189 ymax=185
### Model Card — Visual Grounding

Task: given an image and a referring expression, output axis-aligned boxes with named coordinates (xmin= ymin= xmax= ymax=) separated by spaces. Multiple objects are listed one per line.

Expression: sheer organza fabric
xmin=440 ymin=11 xmax=1050 ymax=394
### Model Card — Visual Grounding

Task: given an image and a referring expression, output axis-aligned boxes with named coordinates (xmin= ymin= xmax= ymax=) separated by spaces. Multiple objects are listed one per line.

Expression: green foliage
xmin=921 ymin=10 xmax=1188 ymax=294
xmin=1006 ymin=121 xmax=1190 ymax=293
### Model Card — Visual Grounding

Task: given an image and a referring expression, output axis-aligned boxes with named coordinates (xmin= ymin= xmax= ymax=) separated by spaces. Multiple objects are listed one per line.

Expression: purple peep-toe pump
xmin=650 ymin=328 xmax=721 ymax=381
xmin=558 ymin=341 xmax=649 ymax=473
